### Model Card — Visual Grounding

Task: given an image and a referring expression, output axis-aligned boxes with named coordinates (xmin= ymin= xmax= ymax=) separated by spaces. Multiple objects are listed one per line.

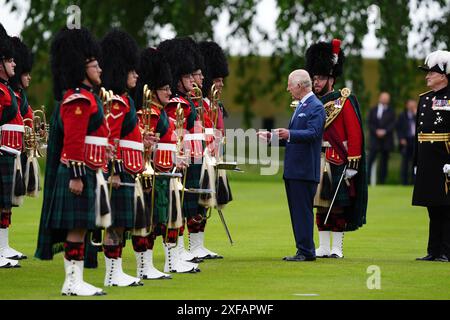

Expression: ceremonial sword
xmin=324 ymin=164 xmax=348 ymax=225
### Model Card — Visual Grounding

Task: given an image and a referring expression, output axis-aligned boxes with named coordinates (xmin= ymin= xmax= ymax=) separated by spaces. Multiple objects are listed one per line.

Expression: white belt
xmin=205 ymin=128 xmax=214 ymax=135
xmin=322 ymin=140 xmax=348 ymax=149
xmin=157 ymin=143 xmax=177 ymax=152
xmin=185 ymin=133 xmax=205 ymax=141
xmin=85 ymin=136 xmax=109 ymax=146
xmin=0 ymin=124 xmax=25 ymax=133
xmin=0 ymin=146 xmax=21 ymax=156
xmin=119 ymin=140 xmax=144 ymax=151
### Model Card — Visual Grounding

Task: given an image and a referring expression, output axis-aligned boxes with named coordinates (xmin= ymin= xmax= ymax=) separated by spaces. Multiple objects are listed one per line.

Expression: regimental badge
xmin=340 ymin=87 xmax=351 ymax=98
xmin=113 ymin=103 xmax=120 ymax=110
xmin=432 ymin=99 xmax=450 ymax=111
xmin=75 ymin=106 xmax=82 ymax=115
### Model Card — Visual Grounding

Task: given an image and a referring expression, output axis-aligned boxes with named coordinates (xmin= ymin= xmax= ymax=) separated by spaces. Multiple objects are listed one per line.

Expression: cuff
xmin=68 ymin=160 xmax=86 ymax=179
xmin=347 ymin=156 xmax=361 ymax=170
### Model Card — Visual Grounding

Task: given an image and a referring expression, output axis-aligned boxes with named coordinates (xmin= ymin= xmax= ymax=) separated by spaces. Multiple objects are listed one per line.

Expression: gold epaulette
xmin=347 ymin=155 xmax=361 ymax=170
xmin=324 ymin=88 xmax=351 ymax=129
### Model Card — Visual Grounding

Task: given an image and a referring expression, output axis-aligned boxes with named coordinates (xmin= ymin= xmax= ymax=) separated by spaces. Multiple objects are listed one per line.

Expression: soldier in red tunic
xmin=9 ymin=36 xmax=41 ymax=200
xmin=35 ymin=27 xmax=109 ymax=296
xmin=134 ymin=47 xmax=196 ymax=274
xmin=99 ymin=29 xmax=143 ymax=287
xmin=0 ymin=24 xmax=23 ymax=268
xmin=305 ymin=39 xmax=368 ymax=258
xmin=157 ymin=38 xmax=202 ymax=272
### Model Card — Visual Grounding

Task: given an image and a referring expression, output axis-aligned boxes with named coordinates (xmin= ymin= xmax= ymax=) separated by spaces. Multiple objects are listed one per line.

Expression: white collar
xmin=299 ymin=91 xmax=315 ymax=106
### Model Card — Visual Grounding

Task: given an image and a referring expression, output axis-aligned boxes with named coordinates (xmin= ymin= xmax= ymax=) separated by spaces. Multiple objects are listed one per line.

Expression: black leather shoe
xmin=435 ymin=254 xmax=449 ymax=262
xmin=415 ymin=254 xmax=436 ymax=261
xmin=283 ymin=254 xmax=316 ymax=262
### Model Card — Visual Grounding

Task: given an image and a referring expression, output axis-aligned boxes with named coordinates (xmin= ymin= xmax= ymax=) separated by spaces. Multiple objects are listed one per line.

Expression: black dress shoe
xmin=284 ymin=254 xmax=316 ymax=262
xmin=435 ymin=254 xmax=449 ymax=262
xmin=415 ymin=254 xmax=436 ymax=261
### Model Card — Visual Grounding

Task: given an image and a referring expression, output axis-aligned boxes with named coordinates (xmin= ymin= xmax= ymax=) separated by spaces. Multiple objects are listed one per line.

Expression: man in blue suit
xmin=259 ymin=69 xmax=325 ymax=261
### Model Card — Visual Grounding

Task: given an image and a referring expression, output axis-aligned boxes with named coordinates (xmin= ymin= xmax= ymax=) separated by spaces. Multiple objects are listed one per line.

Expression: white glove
xmin=443 ymin=164 xmax=450 ymax=176
xmin=414 ymin=166 xmax=417 ymax=175
xmin=345 ymin=169 xmax=358 ymax=179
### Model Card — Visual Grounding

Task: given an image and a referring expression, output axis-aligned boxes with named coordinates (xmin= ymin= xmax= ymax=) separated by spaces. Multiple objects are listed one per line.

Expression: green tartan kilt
xmin=183 ymin=163 xmax=206 ymax=218
xmin=47 ymin=164 xmax=97 ymax=230
xmin=0 ymin=153 xmax=15 ymax=209
xmin=108 ymin=171 xmax=135 ymax=229
xmin=152 ymin=176 xmax=170 ymax=226
xmin=330 ymin=163 xmax=351 ymax=207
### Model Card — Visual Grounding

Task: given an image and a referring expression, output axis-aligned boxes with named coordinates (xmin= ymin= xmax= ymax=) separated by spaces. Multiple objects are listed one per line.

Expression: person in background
xmin=396 ymin=99 xmax=417 ymax=185
xmin=367 ymin=91 xmax=396 ymax=185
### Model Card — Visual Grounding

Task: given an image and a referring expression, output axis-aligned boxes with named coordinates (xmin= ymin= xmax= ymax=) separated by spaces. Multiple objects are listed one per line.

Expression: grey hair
xmin=290 ymin=69 xmax=312 ymax=89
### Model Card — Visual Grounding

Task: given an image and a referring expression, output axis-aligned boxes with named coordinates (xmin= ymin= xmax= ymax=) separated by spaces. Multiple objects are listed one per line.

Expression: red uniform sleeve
xmin=342 ymin=99 xmax=363 ymax=167
xmin=60 ymin=98 xmax=92 ymax=163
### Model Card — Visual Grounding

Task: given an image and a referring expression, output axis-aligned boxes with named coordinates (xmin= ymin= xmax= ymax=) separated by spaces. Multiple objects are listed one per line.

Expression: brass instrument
xmin=99 ymin=87 xmax=113 ymax=116
xmin=191 ymin=83 xmax=204 ymax=130
xmin=23 ymin=105 xmax=49 ymax=158
xmin=209 ymin=84 xmax=220 ymax=128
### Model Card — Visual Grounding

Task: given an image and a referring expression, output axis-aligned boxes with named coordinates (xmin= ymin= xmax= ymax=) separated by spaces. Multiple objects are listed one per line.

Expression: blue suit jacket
xmin=282 ymin=94 xmax=325 ymax=182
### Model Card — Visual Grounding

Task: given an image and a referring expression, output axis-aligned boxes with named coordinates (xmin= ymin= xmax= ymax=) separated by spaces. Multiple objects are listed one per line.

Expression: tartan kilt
xmin=0 ymin=153 xmax=16 ymax=209
xmin=329 ymin=162 xmax=351 ymax=207
xmin=108 ymin=171 xmax=135 ymax=228
xmin=183 ymin=163 xmax=205 ymax=218
xmin=47 ymin=164 xmax=97 ymax=230
xmin=153 ymin=176 xmax=170 ymax=226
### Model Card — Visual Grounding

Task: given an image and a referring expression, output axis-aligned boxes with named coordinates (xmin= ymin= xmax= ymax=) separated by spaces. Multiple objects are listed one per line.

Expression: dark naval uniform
xmin=412 ymin=85 xmax=450 ymax=260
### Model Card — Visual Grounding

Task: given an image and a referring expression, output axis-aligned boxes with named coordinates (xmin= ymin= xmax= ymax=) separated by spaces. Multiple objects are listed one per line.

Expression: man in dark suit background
xmin=396 ymin=99 xmax=417 ymax=185
xmin=259 ymin=69 xmax=325 ymax=261
xmin=367 ymin=92 xmax=396 ymax=184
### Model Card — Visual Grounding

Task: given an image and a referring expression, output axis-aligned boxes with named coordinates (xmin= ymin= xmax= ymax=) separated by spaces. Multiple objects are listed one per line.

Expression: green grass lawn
xmin=1 ymin=172 xmax=449 ymax=300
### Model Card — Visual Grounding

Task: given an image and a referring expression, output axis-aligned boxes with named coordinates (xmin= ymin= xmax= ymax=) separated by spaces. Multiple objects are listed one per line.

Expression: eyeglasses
xmin=86 ymin=63 xmax=101 ymax=70
xmin=157 ymin=86 xmax=171 ymax=92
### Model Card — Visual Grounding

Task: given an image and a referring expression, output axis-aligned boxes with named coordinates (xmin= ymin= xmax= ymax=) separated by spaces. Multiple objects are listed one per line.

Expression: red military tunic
xmin=107 ymin=94 xmax=144 ymax=175
xmin=138 ymin=103 xmax=176 ymax=172
xmin=0 ymin=82 xmax=24 ymax=154
xmin=59 ymin=88 xmax=109 ymax=174
xmin=323 ymin=92 xmax=363 ymax=169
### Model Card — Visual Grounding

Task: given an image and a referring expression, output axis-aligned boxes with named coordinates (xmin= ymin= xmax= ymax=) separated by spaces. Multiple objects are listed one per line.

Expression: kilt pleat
xmin=108 ymin=172 xmax=135 ymax=228
xmin=0 ymin=154 xmax=15 ymax=209
xmin=47 ymin=164 xmax=97 ymax=230
xmin=183 ymin=163 xmax=205 ymax=218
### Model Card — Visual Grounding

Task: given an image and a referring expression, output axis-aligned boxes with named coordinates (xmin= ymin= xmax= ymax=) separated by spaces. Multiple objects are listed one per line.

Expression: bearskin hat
xmin=305 ymin=39 xmax=345 ymax=79
xmin=157 ymin=38 xmax=196 ymax=93
xmin=9 ymin=36 xmax=33 ymax=90
xmin=135 ymin=47 xmax=172 ymax=109
xmin=0 ymin=23 xmax=14 ymax=61
xmin=100 ymin=28 xmax=139 ymax=95
xmin=181 ymin=37 xmax=205 ymax=72
xmin=50 ymin=27 xmax=101 ymax=100
xmin=198 ymin=41 xmax=229 ymax=97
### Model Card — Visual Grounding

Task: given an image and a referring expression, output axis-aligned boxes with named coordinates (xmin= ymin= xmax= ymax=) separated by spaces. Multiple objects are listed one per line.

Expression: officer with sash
xmin=305 ymin=39 xmax=368 ymax=258
xmin=0 ymin=24 xmax=26 ymax=268
xmin=35 ymin=27 xmax=110 ymax=296
xmin=414 ymin=50 xmax=450 ymax=262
